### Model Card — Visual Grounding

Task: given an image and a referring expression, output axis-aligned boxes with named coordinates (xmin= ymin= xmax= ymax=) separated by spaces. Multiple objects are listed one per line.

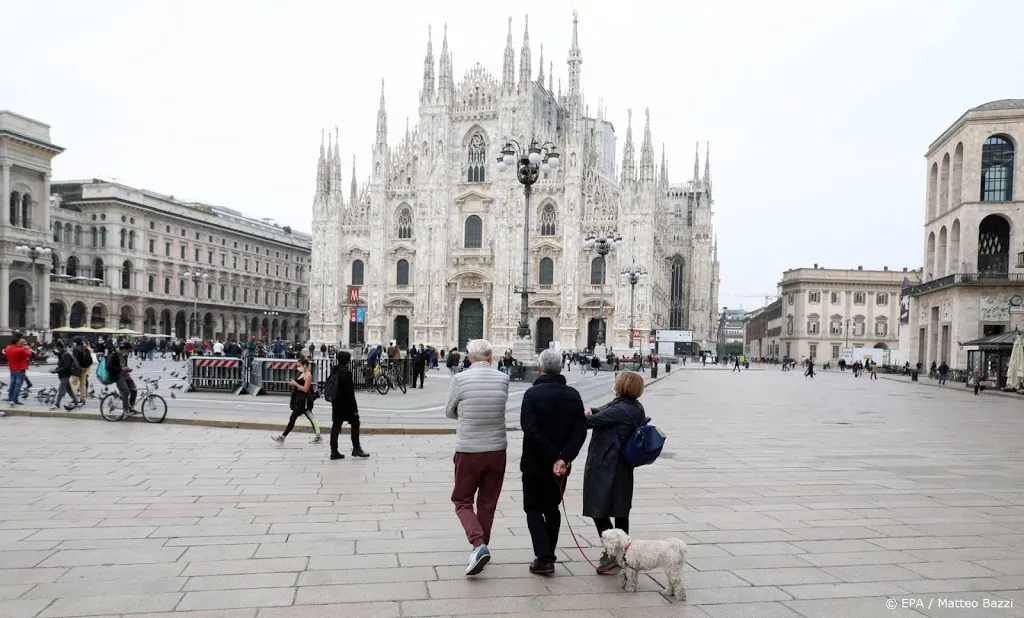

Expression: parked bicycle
xmin=99 ymin=377 xmax=168 ymax=423
xmin=369 ymin=361 xmax=407 ymax=395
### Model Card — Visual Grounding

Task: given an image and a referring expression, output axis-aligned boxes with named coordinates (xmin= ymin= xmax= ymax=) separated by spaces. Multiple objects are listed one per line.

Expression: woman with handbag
xmin=272 ymin=357 xmax=322 ymax=444
xmin=582 ymin=371 xmax=647 ymax=574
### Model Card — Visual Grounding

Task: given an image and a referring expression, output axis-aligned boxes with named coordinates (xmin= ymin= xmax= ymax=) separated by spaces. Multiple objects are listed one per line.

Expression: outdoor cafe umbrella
xmin=1007 ymin=331 xmax=1024 ymax=390
xmin=116 ymin=328 xmax=142 ymax=336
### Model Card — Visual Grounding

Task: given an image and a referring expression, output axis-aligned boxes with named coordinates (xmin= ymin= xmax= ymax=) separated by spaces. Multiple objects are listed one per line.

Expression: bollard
xmin=911 ymin=370 xmax=919 ymax=382
xmin=666 ymin=363 xmax=671 ymax=373
xmin=651 ymin=364 xmax=659 ymax=379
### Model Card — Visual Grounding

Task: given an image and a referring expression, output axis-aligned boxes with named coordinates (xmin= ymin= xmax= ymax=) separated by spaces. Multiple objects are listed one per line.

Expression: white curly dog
xmin=601 ymin=528 xmax=687 ymax=601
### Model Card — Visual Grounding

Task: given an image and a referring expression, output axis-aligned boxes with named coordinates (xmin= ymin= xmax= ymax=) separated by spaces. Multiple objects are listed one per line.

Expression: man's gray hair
xmin=466 ymin=339 xmax=493 ymax=361
xmin=538 ymin=348 xmax=562 ymax=374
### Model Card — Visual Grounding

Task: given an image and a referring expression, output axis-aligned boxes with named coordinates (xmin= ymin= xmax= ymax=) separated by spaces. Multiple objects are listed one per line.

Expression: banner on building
xmin=356 ymin=308 xmax=365 ymax=323
xmin=348 ymin=285 xmax=360 ymax=305
xmin=350 ymin=308 xmax=357 ymax=323
xmin=899 ymin=277 xmax=911 ymax=324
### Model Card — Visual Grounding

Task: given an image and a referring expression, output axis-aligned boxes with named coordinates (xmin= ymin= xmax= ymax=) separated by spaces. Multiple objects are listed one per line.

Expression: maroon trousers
xmin=451 ymin=450 xmax=507 ymax=548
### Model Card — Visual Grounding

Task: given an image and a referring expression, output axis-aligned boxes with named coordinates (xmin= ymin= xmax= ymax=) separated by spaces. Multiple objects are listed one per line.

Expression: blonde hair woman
xmin=582 ymin=371 xmax=647 ymax=574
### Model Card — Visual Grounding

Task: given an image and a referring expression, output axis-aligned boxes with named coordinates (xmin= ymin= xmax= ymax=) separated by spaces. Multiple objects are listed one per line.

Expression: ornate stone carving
xmin=980 ymin=296 xmax=1009 ymax=322
xmin=461 ymin=275 xmax=483 ymax=290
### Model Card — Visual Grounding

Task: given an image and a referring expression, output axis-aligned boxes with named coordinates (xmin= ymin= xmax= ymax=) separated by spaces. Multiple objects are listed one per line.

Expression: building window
xmin=74 ymin=226 xmax=82 ymax=245
xmin=788 ymin=293 xmax=794 ymax=305
xmin=875 ymin=321 xmax=888 ymax=337
xmin=149 ymin=239 xmax=155 ymax=253
xmin=180 ymin=280 xmax=185 ymax=296
xmin=467 ymin=133 xmax=486 ymax=182
xmin=244 ymin=259 xmax=249 ymax=271
xmin=244 ymin=289 xmax=249 ymax=303
xmin=786 ymin=316 xmax=793 ymax=335
xmin=208 ymin=251 xmax=214 ymax=264
xmin=195 ymin=248 xmax=201 ymax=261
xmin=93 ymin=259 xmax=104 ymax=281
xmin=91 ymin=227 xmax=98 ymax=247
xmin=148 ymin=275 xmax=155 ymax=293
xmin=809 ymin=344 xmax=817 ymax=360
xmin=275 ymin=265 xmax=279 ymax=276
xmin=120 ymin=261 xmax=131 ymax=289
xmin=233 ymin=256 xmax=237 ymax=269
xmin=149 ymin=222 xmax=155 ymax=230
xmin=275 ymin=292 xmax=280 ymax=306
xmin=808 ymin=291 xmax=820 ymax=303
xmin=52 ymin=221 xmax=61 ymax=242
xmin=590 ymin=256 xmax=606 ymax=285
xmin=220 ymin=285 xmax=226 ymax=301
xmin=221 ymin=254 xmax=226 ymax=266
xmin=539 ymin=204 xmax=557 ymax=236
xmin=539 ymin=257 xmax=554 ymax=286
xmin=165 ymin=242 xmax=171 ymax=256
xmin=830 ymin=320 xmax=842 ymax=335
xmin=830 ymin=291 xmax=840 ymax=304
xmin=981 ymin=135 xmax=1014 ymax=202
xmin=397 ymin=208 xmax=413 ymax=239
xmin=232 ymin=287 xmax=237 ymax=302
xmin=396 ymin=259 xmax=410 ymax=286
xmin=854 ymin=292 xmax=866 ymax=305
xmin=100 ymin=227 xmax=107 ymax=247
xmin=853 ymin=321 xmax=866 ymax=337
xmin=351 ymin=259 xmax=364 ymax=285
xmin=807 ymin=320 xmax=820 ymax=334
xmin=180 ymin=246 xmax=186 ymax=259
xmin=464 ymin=215 xmax=483 ymax=249
xmin=129 ymin=231 xmax=135 ymax=250
xmin=164 ymin=278 xmax=170 ymax=294
xmin=831 ymin=344 xmax=840 ymax=359
xmin=207 ymin=283 xmax=213 ymax=298
xmin=876 ymin=293 xmax=888 ymax=306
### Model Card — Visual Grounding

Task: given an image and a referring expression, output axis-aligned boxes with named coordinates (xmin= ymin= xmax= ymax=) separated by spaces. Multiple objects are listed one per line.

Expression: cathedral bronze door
xmin=458 ymin=299 xmax=484 ymax=351
xmin=535 ymin=317 xmax=554 ymax=353
xmin=587 ymin=318 xmax=605 ymax=351
xmin=393 ymin=315 xmax=410 ymax=349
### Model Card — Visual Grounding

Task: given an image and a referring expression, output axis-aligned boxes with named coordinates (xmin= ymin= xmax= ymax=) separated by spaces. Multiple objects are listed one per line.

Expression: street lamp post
xmin=16 ymin=245 xmax=52 ymax=333
xmin=583 ymin=232 xmax=621 ymax=355
xmin=181 ymin=269 xmax=208 ymax=339
xmin=495 ymin=138 xmax=561 ymax=363
xmin=620 ymin=261 xmax=648 ymax=348
xmin=845 ymin=318 xmax=851 ymax=348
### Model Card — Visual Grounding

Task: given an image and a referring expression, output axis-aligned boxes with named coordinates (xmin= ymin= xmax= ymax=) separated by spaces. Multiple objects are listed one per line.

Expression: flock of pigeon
xmin=0 ymin=360 xmax=191 ymax=407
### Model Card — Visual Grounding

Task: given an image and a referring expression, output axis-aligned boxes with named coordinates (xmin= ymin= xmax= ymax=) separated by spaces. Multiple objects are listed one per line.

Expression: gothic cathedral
xmin=309 ymin=15 xmax=720 ymax=353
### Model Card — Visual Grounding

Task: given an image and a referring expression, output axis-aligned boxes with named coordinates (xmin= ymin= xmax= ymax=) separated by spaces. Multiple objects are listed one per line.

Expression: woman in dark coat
xmin=582 ymin=371 xmax=647 ymax=573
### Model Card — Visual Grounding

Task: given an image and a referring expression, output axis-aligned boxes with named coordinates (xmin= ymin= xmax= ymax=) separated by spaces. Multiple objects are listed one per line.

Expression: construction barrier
xmin=243 ymin=356 xmax=411 ymax=395
xmin=186 ymin=356 xmax=246 ymax=394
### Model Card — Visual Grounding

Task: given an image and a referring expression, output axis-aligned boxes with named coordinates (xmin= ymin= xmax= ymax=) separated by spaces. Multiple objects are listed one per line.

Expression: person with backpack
xmin=106 ymin=343 xmax=138 ymax=416
xmin=325 ymin=351 xmax=370 ymax=460
xmin=71 ymin=337 xmax=93 ymax=404
xmin=582 ymin=371 xmax=648 ymax=574
xmin=50 ymin=340 xmax=82 ymax=411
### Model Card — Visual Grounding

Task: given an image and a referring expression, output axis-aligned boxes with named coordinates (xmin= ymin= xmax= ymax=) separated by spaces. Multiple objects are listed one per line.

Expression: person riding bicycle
xmin=107 ymin=343 xmax=138 ymax=415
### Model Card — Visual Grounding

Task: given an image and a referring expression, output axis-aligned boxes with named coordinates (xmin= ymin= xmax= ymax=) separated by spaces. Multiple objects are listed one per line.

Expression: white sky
xmin=5 ymin=0 xmax=1023 ymax=310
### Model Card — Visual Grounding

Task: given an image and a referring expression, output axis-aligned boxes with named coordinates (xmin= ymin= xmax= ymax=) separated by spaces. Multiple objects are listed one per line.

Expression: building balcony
xmin=905 ymin=271 xmax=1024 ymax=297
xmin=450 ymin=246 xmax=493 ymax=267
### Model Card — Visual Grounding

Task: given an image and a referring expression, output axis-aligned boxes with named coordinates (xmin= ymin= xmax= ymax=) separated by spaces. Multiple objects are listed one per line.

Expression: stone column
xmin=41 ymin=263 xmax=51 ymax=332
xmin=41 ymin=172 xmax=51 ymax=233
xmin=0 ymin=261 xmax=9 ymax=331
xmin=0 ymin=164 xmax=10 ymax=227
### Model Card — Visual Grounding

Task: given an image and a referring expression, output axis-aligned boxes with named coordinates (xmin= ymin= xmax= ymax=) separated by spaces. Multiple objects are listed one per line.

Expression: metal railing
xmin=905 ymin=272 xmax=1024 ymax=297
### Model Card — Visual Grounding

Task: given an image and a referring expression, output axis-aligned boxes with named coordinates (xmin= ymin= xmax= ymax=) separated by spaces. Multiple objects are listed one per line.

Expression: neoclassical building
xmin=47 ymin=180 xmax=312 ymax=341
xmin=901 ymin=99 xmax=1024 ymax=369
xmin=309 ymin=15 xmax=720 ymax=352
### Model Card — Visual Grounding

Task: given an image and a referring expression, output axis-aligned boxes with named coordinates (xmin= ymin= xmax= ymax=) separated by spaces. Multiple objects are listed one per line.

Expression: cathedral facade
xmin=308 ymin=15 xmax=720 ymax=354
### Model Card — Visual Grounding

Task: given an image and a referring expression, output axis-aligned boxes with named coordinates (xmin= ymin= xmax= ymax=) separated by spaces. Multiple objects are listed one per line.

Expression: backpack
xmin=78 ymin=346 xmax=93 ymax=368
xmin=67 ymin=351 xmax=82 ymax=377
xmin=95 ymin=353 xmax=115 ymax=385
xmin=323 ymin=370 xmax=340 ymax=402
xmin=615 ymin=415 xmax=666 ymax=468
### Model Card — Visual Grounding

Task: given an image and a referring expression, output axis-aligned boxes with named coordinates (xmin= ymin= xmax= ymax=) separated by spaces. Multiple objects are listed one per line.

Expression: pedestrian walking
xmin=937 ymin=361 xmax=949 ymax=385
xmin=72 ymin=337 xmax=93 ymax=404
xmin=2 ymin=335 xmax=32 ymax=412
xmin=520 ymin=349 xmax=587 ymax=575
xmin=50 ymin=340 xmax=81 ymax=411
xmin=805 ymin=359 xmax=815 ymax=378
xmin=326 ymin=351 xmax=369 ymax=459
xmin=445 ymin=339 xmax=510 ymax=576
xmin=272 ymin=357 xmax=322 ymax=444
xmin=870 ymin=361 xmax=879 ymax=380
xmin=583 ymin=371 xmax=648 ymax=574
xmin=413 ymin=345 xmax=427 ymax=388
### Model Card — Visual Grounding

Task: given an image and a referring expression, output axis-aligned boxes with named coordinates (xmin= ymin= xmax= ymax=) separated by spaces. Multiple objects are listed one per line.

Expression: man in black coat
xmin=413 ymin=344 xmax=427 ymax=388
xmin=328 ymin=351 xmax=370 ymax=460
xmin=520 ymin=348 xmax=587 ymax=575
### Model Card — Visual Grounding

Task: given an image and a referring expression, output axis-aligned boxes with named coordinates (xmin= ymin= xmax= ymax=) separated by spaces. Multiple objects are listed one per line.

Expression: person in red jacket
xmin=3 ymin=335 xmax=32 ymax=411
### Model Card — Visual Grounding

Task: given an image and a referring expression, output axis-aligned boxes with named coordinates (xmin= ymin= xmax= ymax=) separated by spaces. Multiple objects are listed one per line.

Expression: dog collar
xmin=622 ymin=541 xmax=632 ymax=568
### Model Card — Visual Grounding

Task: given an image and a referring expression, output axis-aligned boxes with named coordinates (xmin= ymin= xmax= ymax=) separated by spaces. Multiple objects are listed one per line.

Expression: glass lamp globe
xmin=528 ymin=151 xmax=542 ymax=165
xmin=503 ymin=152 xmax=515 ymax=166
xmin=548 ymin=155 xmax=560 ymax=168
xmin=497 ymin=161 xmax=507 ymax=172
xmin=540 ymin=163 xmax=551 ymax=174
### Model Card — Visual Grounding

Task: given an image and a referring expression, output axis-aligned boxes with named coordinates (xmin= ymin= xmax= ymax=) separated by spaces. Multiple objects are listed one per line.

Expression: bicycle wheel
xmin=141 ymin=394 xmax=168 ymax=423
xmin=99 ymin=393 xmax=124 ymax=421
xmin=375 ymin=375 xmax=390 ymax=395
xmin=395 ymin=371 xmax=407 ymax=394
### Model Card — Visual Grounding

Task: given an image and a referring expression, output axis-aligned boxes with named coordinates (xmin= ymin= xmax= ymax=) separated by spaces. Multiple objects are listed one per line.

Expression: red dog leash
xmin=557 ymin=474 xmax=619 ymax=574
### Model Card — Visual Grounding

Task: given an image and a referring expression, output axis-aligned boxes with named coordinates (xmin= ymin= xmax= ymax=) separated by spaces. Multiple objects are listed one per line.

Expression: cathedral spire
xmin=537 ymin=43 xmax=544 ymax=88
xmin=621 ymin=109 xmax=635 ymax=185
xmin=567 ymin=10 xmax=583 ymax=131
xmin=421 ymin=25 xmax=435 ymax=104
xmin=316 ymin=129 xmax=327 ymax=197
xmin=501 ymin=17 xmax=515 ymax=96
xmin=376 ymin=79 xmax=387 ymax=148
xmin=704 ymin=141 xmax=712 ymax=197
xmin=639 ymin=108 xmax=655 ymax=183
xmin=660 ymin=144 xmax=667 ymax=186
xmin=438 ymin=24 xmax=454 ymax=104
xmin=519 ymin=14 xmax=532 ymax=92
xmin=333 ymin=127 xmax=342 ymax=206
xmin=548 ymin=60 xmax=553 ymax=92
xmin=692 ymin=141 xmax=700 ymax=186
xmin=350 ymin=158 xmax=358 ymax=207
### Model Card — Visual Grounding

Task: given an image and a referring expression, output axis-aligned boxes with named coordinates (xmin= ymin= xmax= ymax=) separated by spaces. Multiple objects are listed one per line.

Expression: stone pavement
xmin=1 ymin=368 xmax=1022 ymax=617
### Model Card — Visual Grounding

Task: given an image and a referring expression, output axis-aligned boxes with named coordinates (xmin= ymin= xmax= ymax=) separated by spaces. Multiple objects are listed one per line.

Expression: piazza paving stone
xmin=1 ymin=368 xmax=1023 ymax=616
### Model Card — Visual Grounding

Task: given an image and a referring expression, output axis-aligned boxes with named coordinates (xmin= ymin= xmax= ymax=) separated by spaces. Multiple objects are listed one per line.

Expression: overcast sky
xmin=5 ymin=0 xmax=1023 ymax=311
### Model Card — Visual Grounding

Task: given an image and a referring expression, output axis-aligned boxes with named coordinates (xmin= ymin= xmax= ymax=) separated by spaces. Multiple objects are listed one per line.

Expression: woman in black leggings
xmin=272 ymin=358 xmax=321 ymax=444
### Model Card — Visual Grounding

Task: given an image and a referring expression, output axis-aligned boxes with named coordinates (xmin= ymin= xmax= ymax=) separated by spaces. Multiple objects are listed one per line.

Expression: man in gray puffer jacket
xmin=445 ymin=338 xmax=510 ymax=576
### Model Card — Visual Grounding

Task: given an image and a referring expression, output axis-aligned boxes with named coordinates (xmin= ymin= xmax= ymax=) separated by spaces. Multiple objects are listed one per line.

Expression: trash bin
xmin=666 ymin=363 xmax=671 ymax=373
xmin=911 ymin=370 xmax=919 ymax=382
xmin=651 ymin=364 xmax=659 ymax=379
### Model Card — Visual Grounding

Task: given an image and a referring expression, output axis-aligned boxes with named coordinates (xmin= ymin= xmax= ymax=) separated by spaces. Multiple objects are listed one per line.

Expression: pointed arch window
xmin=397 ymin=208 xmax=413 ymax=239
xmin=467 ymin=133 xmax=486 ymax=183
xmin=464 ymin=215 xmax=483 ymax=249
xmin=981 ymin=135 xmax=1014 ymax=202
xmin=396 ymin=259 xmax=410 ymax=286
xmin=539 ymin=257 xmax=554 ymax=286
xmin=590 ymin=256 xmax=606 ymax=285
xmin=539 ymin=204 xmax=557 ymax=236
xmin=351 ymin=259 xmax=365 ymax=286
xmin=670 ymin=255 xmax=685 ymax=328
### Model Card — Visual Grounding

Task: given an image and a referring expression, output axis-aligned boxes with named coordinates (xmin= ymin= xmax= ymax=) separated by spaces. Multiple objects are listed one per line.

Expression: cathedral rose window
xmin=467 ymin=133 xmax=486 ymax=183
